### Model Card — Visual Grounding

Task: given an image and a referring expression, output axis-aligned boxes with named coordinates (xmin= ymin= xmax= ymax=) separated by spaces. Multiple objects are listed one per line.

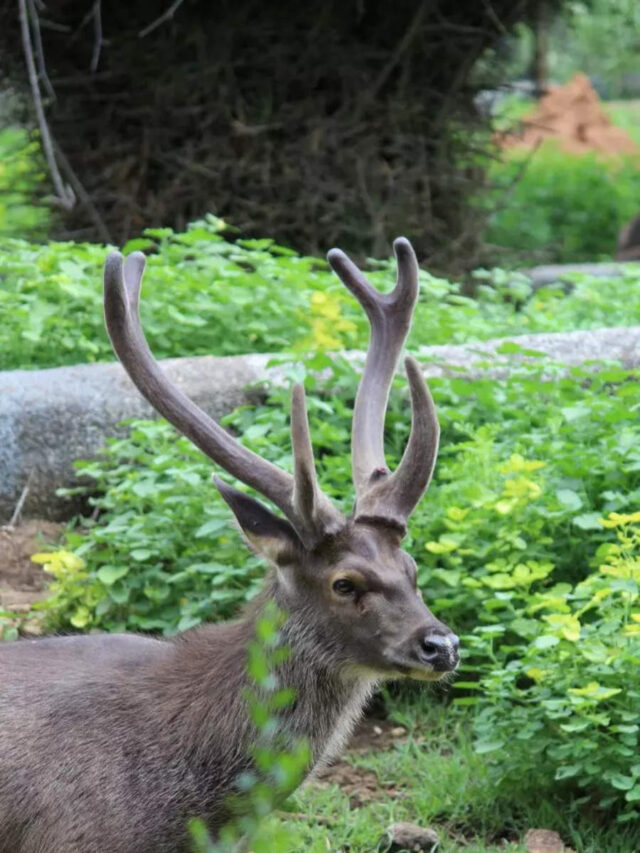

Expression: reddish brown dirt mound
xmin=500 ymin=73 xmax=637 ymax=156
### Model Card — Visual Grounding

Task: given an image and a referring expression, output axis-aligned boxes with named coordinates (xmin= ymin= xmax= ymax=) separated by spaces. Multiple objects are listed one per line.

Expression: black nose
xmin=420 ymin=632 xmax=460 ymax=671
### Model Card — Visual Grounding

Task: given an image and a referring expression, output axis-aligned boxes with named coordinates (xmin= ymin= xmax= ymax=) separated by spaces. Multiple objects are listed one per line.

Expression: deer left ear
xmin=214 ymin=477 xmax=303 ymax=566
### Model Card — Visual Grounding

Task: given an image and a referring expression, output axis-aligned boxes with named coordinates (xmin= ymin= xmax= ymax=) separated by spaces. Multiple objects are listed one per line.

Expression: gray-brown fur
xmin=0 ymin=240 xmax=459 ymax=850
xmin=616 ymin=214 xmax=640 ymax=261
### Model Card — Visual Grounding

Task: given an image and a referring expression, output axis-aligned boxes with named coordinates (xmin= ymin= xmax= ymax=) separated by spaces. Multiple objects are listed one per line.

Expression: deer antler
xmin=327 ymin=238 xmax=439 ymax=531
xmin=103 ymin=251 xmax=343 ymax=548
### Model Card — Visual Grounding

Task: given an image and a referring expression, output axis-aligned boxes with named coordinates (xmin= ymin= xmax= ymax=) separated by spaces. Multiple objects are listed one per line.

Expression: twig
xmin=4 ymin=474 xmax=33 ymax=530
xmin=37 ymin=18 xmax=72 ymax=34
xmin=69 ymin=3 xmax=97 ymax=43
xmin=53 ymin=141 xmax=113 ymax=243
xmin=275 ymin=810 xmax=332 ymax=826
xmin=90 ymin=0 xmax=103 ymax=73
xmin=138 ymin=0 xmax=186 ymax=38
xmin=367 ymin=1 xmax=427 ymax=105
xmin=19 ymin=0 xmax=75 ymax=210
xmin=27 ymin=0 xmax=55 ymax=100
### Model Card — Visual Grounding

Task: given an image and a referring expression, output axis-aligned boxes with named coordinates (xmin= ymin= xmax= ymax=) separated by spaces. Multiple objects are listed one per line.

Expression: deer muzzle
xmin=418 ymin=631 xmax=460 ymax=672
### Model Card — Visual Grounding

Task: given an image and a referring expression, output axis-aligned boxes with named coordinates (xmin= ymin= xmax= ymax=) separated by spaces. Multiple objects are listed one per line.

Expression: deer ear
xmin=214 ymin=477 xmax=303 ymax=566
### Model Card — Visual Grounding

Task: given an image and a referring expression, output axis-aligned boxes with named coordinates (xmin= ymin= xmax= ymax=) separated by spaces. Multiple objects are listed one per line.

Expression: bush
xmin=469 ymin=512 xmax=640 ymax=821
xmin=0 ymin=126 xmax=50 ymax=240
xmin=4 ymin=218 xmax=640 ymax=372
xmin=486 ymin=145 xmax=640 ymax=263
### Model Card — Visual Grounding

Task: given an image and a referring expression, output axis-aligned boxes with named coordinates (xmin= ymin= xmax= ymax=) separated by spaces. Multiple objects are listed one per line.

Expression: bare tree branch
xmin=138 ymin=0 xmax=186 ymax=38
xmin=54 ymin=141 xmax=113 ymax=243
xmin=19 ymin=0 xmax=75 ymax=210
xmin=27 ymin=0 xmax=55 ymax=100
xmin=4 ymin=474 xmax=33 ymax=530
xmin=91 ymin=0 xmax=103 ymax=73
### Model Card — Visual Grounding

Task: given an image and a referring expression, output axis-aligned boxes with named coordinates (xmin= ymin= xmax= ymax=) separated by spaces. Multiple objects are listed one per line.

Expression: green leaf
xmin=610 ymin=774 xmax=635 ymax=791
xmin=96 ymin=565 xmax=129 ymax=585
xmin=474 ymin=739 xmax=506 ymax=754
xmin=556 ymin=489 xmax=583 ymax=511
xmin=555 ymin=765 xmax=581 ymax=780
xmin=533 ymin=634 xmax=560 ymax=650
xmin=572 ymin=512 xmax=603 ymax=530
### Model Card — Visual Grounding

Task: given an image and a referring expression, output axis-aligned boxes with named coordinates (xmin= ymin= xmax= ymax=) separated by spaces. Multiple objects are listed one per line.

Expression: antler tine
xmin=357 ymin=357 xmax=439 ymax=526
xmin=290 ymin=383 xmax=343 ymax=536
xmin=327 ymin=237 xmax=419 ymax=499
xmin=104 ymin=251 xmax=341 ymax=547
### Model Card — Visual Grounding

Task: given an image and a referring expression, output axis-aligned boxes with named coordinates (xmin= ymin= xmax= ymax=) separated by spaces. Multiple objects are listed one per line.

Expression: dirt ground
xmin=499 ymin=72 xmax=637 ymax=156
xmin=0 ymin=520 xmax=62 ymax=613
xmin=313 ymin=718 xmax=409 ymax=805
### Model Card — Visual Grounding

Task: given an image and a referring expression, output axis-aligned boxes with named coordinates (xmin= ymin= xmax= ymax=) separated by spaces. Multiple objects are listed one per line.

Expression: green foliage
xmin=503 ymin=1 xmax=640 ymax=99
xmin=4 ymin=217 xmax=640 ymax=372
xmin=469 ymin=512 xmax=640 ymax=822
xmin=550 ymin=0 xmax=640 ymax=99
xmin=486 ymin=145 xmax=640 ymax=263
xmin=275 ymin=697 xmax=639 ymax=852
xmin=0 ymin=126 xmax=50 ymax=240
xmin=190 ymin=602 xmax=309 ymax=853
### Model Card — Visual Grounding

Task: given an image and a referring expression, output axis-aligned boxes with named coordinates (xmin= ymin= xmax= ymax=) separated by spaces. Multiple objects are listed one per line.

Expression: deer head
xmin=103 ymin=238 xmax=459 ymax=681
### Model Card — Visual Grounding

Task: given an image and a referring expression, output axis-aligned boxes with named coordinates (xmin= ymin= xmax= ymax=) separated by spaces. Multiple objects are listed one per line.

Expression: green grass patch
xmin=274 ymin=697 xmax=639 ymax=852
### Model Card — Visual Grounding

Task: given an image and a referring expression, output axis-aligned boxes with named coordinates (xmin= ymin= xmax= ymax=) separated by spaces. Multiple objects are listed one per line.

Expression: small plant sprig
xmin=189 ymin=602 xmax=310 ymax=853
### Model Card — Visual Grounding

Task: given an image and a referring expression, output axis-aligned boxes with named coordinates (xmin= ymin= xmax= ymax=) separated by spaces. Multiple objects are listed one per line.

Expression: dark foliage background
xmin=3 ymin=0 xmax=542 ymax=269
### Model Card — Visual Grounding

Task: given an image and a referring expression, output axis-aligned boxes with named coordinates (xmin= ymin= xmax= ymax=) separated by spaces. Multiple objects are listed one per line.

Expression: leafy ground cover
xmin=3 ymin=216 xmax=640 ymax=372
xmin=485 ymin=145 xmax=640 ymax=263
xmin=269 ymin=697 xmax=639 ymax=853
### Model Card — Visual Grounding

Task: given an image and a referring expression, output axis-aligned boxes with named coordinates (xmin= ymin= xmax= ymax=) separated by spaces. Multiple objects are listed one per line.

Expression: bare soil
xmin=0 ymin=520 xmax=62 ymax=612
xmin=499 ymin=73 xmax=637 ymax=156
xmin=312 ymin=718 xmax=409 ymax=806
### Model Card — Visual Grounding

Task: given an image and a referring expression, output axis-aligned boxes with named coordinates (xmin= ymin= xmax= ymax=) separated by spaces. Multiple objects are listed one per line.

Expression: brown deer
xmin=615 ymin=213 xmax=640 ymax=261
xmin=0 ymin=238 xmax=459 ymax=852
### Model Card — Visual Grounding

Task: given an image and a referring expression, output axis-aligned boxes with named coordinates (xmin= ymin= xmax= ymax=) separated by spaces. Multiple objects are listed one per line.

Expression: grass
xmin=605 ymin=101 xmax=640 ymax=145
xmin=272 ymin=695 xmax=640 ymax=852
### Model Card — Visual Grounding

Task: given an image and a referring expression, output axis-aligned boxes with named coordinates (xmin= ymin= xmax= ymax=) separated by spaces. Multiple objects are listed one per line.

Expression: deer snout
xmin=418 ymin=630 xmax=459 ymax=672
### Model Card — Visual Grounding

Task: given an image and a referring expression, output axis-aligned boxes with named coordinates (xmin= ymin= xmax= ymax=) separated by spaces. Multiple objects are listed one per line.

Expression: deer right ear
xmin=213 ymin=477 xmax=303 ymax=566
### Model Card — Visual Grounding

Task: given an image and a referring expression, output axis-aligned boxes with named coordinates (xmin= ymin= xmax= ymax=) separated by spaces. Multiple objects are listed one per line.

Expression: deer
xmin=0 ymin=238 xmax=459 ymax=853
xmin=615 ymin=213 xmax=640 ymax=261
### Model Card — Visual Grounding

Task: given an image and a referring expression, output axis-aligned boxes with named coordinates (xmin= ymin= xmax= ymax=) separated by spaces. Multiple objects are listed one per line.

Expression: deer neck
xmin=161 ymin=574 xmax=377 ymax=771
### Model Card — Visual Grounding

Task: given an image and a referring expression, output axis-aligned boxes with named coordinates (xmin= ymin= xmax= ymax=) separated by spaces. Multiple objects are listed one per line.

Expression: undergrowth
xmin=486 ymin=144 xmax=640 ymax=263
xmin=3 ymin=216 xmax=640 ymax=371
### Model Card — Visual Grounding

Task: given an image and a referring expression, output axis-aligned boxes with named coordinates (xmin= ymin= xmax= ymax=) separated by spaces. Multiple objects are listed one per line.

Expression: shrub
xmin=5 ymin=217 xmax=640 ymax=373
xmin=467 ymin=511 xmax=640 ymax=821
xmin=485 ymin=145 xmax=640 ymax=263
xmin=0 ymin=126 xmax=50 ymax=240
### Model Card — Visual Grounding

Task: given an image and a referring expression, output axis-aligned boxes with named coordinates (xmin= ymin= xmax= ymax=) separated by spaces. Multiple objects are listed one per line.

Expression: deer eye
xmin=332 ymin=578 xmax=356 ymax=596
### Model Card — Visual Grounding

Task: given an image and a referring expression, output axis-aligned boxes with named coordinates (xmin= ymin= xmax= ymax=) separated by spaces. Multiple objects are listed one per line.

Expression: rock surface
xmin=524 ymin=827 xmax=576 ymax=853
xmin=0 ymin=354 xmax=279 ymax=522
xmin=1 ymin=325 xmax=639 ymax=522
xmin=378 ymin=822 xmax=439 ymax=852
xmin=525 ymin=262 xmax=640 ymax=290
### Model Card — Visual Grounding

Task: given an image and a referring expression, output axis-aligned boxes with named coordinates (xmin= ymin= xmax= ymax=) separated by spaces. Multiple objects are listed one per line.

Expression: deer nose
xmin=419 ymin=632 xmax=459 ymax=672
